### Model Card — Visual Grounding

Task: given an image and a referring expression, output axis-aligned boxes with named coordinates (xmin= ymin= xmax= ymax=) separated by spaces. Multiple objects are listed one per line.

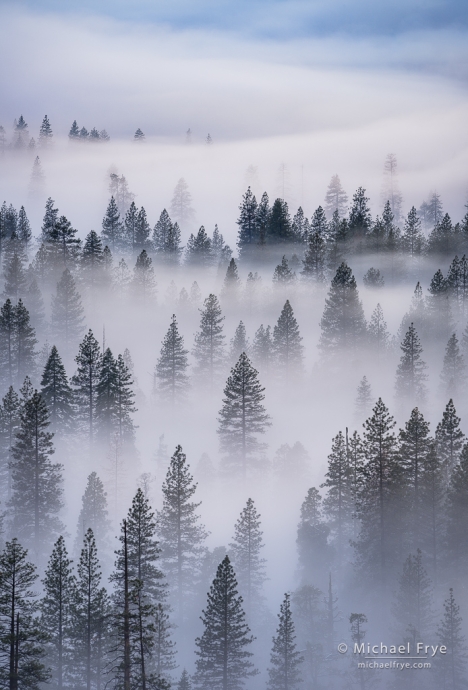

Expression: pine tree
xmin=71 ymin=330 xmax=102 ymax=444
xmin=15 ymin=299 xmax=37 ymax=389
xmin=267 ymin=593 xmax=303 ymax=690
xmin=217 ymin=353 xmax=271 ymax=477
xmin=49 ymin=215 xmax=81 ymax=270
xmin=236 ymin=187 xmax=258 ymax=255
xmin=354 ymin=376 xmax=373 ymax=421
xmin=114 ymin=354 xmax=137 ymax=444
xmin=272 ymin=300 xmax=304 ymax=379
xmin=444 ymin=445 xmax=468 ymax=583
xmin=319 ymin=262 xmax=367 ymax=361
xmin=73 ymin=529 xmax=109 ymax=690
xmin=301 ymin=214 xmax=326 ymax=283
xmin=38 ymin=115 xmax=53 ymax=146
xmin=155 ymin=315 xmax=189 ymax=405
xmin=170 ymin=178 xmax=195 ymax=228
xmin=158 ymin=446 xmax=208 ymax=624
xmin=75 ymin=472 xmax=111 ymax=563
xmin=95 ymin=348 xmax=117 ymax=444
xmin=435 ymin=399 xmax=465 ymax=482
xmin=51 ymin=269 xmax=85 ymax=352
xmin=392 ymin=550 xmax=433 ymax=643
xmin=272 ymin=256 xmax=296 ymax=285
xmin=135 ymin=207 xmax=151 ymax=251
xmin=267 ymin=199 xmax=292 ymax=243
xmin=354 ymin=399 xmax=400 ymax=593
xmin=324 ymin=174 xmax=348 ymax=218
xmin=41 ymin=345 xmax=73 ymax=433
xmin=291 ymin=207 xmax=309 ymax=243
xmin=272 ymin=442 xmax=310 ymax=484
xmin=134 ymin=128 xmax=145 ymax=142
xmin=41 ymin=536 xmax=75 ymax=690
xmin=401 ymin=206 xmax=426 ymax=258
xmin=113 ymin=258 xmax=132 ymax=299
xmin=177 ymin=669 xmax=192 ymax=690
xmin=348 ymin=187 xmax=372 ymax=241
xmin=0 ymin=539 xmax=48 ymax=689
xmin=29 ymin=156 xmax=46 ymax=197
xmin=153 ymin=603 xmax=177 ymax=679
xmin=419 ymin=443 xmax=445 ymax=580
xmin=426 ymin=268 xmax=453 ymax=344
xmin=131 ymin=250 xmax=157 ymax=304
xmin=367 ymin=303 xmax=390 ymax=362
xmin=0 ymin=299 xmax=16 ymax=388
xmin=9 ymin=391 xmax=64 ymax=561
xmin=255 ymin=192 xmax=270 ymax=246
xmin=3 ymin=250 xmax=28 ymax=302
xmin=102 ymin=197 xmax=123 ymax=252
xmin=440 ymin=333 xmax=466 ymax=399
xmin=362 ymin=267 xmax=384 ymax=288
xmin=229 ymin=321 xmax=249 ymax=364
xmin=192 ymin=294 xmax=226 ymax=389
xmin=395 ymin=323 xmax=428 ymax=408
xmin=428 ymin=213 xmax=456 ymax=257
xmin=435 ymin=589 xmax=467 ymax=690
xmin=296 ymin=488 xmax=331 ymax=587
xmin=251 ymin=324 xmax=273 ymax=375
xmin=81 ymin=231 xmax=104 ymax=291
xmin=193 ymin=556 xmax=257 ymax=690
xmin=0 ymin=386 xmax=20 ymax=503
xmin=228 ymin=498 xmax=267 ymax=620
xmin=221 ymin=258 xmax=241 ymax=300
xmin=185 ymin=227 xmax=213 ymax=267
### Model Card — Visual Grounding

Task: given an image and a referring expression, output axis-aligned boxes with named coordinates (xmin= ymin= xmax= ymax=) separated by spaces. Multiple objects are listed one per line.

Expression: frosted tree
xmin=218 ymin=354 xmax=271 ymax=477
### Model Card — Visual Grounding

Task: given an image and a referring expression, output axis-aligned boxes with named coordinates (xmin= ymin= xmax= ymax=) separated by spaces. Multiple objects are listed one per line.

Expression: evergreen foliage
xmin=395 ymin=323 xmax=428 ymax=407
xmin=192 ymin=294 xmax=226 ymax=389
xmin=272 ymin=300 xmax=304 ymax=378
xmin=155 ymin=315 xmax=189 ymax=404
xmin=267 ymin=593 xmax=303 ymax=690
xmin=40 ymin=346 xmax=73 ymax=433
xmin=51 ymin=269 xmax=85 ymax=351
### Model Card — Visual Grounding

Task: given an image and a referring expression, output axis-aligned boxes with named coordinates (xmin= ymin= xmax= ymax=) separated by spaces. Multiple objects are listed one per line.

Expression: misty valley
xmin=0 ymin=118 xmax=468 ymax=690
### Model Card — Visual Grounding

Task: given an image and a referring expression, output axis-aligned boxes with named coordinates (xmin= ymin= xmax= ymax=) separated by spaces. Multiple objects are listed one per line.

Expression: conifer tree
xmin=392 ymin=550 xmax=433 ymax=642
xmin=113 ymin=258 xmax=132 ymax=299
xmin=291 ymin=207 xmax=309 ymax=243
xmin=440 ymin=333 xmax=466 ymax=399
xmin=237 ymin=187 xmax=258 ymax=254
xmin=185 ymin=227 xmax=213 ymax=267
xmin=51 ymin=269 xmax=85 ymax=352
xmin=177 ymin=669 xmax=191 ymax=690
xmin=0 ymin=299 xmax=17 ymax=389
xmin=95 ymin=348 xmax=117 ymax=444
xmin=426 ymin=268 xmax=453 ymax=344
xmin=15 ymin=299 xmax=37 ymax=388
xmin=255 ymin=191 xmax=270 ymax=246
xmin=131 ymin=250 xmax=157 ymax=304
xmin=123 ymin=202 xmax=138 ymax=252
xmin=301 ymin=229 xmax=326 ymax=282
xmin=367 ymin=303 xmax=390 ymax=362
xmin=9 ymin=391 xmax=64 ymax=561
xmin=354 ymin=399 xmax=400 ymax=592
xmin=81 ymin=231 xmax=104 ymax=291
xmin=153 ymin=603 xmax=177 ymax=680
xmin=17 ymin=206 xmax=31 ymax=246
xmin=3 ymin=251 xmax=28 ymax=301
xmin=348 ymin=187 xmax=372 ymax=241
xmin=321 ymin=431 xmax=354 ymax=564
xmin=401 ymin=206 xmax=426 ymax=258
xmin=272 ymin=300 xmax=304 ymax=379
xmin=155 ymin=315 xmax=189 ymax=405
xmin=41 ymin=536 xmax=75 ymax=690
xmin=49 ymin=216 xmax=81 ymax=269
xmin=267 ymin=593 xmax=303 ymax=690
xmin=399 ymin=408 xmax=431 ymax=542
xmin=73 ymin=529 xmax=109 ymax=690
xmin=444 ymin=444 xmax=468 ymax=582
xmin=38 ymin=115 xmax=53 ymax=146
xmin=101 ymin=197 xmax=123 ymax=252
xmin=354 ymin=376 xmax=373 ymax=421
xmin=267 ymin=199 xmax=292 ymax=243
xmin=71 ymin=330 xmax=102 ymax=443
xmin=25 ymin=277 xmax=46 ymax=336
xmin=75 ymin=472 xmax=112 ymax=562
xmin=218 ymin=353 xmax=271 ymax=477
xmin=395 ymin=323 xmax=428 ymax=408
xmin=419 ymin=443 xmax=445 ymax=580
xmin=319 ymin=262 xmax=367 ymax=360
xmin=41 ymin=198 xmax=59 ymax=243
xmin=324 ymin=174 xmax=348 ymax=218
xmin=229 ymin=321 xmax=249 ymax=363
xmin=435 ymin=399 xmax=465 ymax=482
xmin=153 ymin=209 xmax=171 ymax=254
xmin=272 ymin=256 xmax=296 ymax=285
xmin=435 ymin=589 xmax=467 ymax=689
xmin=170 ymin=178 xmax=195 ymax=227
xmin=114 ymin=354 xmax=137 ymax=443
xmin=193 ymin=556 xmax=257 ymax=690
xmin=158 ymin=446 xmax=208 ymax=624
xmin=192 ymin=294 xmax=226 ymax=389
xmin=0 ymin=539 xmax=48 ymax=689
xmin=135 ymin=207 xmax=151 ymax=251
xmin=221 ymin=258 xmax=241 ymax=299
xmin=228 ymin=498 xmax=267 ymax=620
xmin=296 ymin=488 xmax=330 ymax=587
xmin=41 ymin=345 xmax=73 ymax=433
xmin=251 ymin=324 xmax=273 ymax=375
xmin=0 ymin=386 xmax=20 ymax=503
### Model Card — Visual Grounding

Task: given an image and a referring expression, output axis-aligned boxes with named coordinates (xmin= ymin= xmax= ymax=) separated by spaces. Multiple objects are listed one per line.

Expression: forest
xmin=0 ymin=114 xmax=468 ymax=690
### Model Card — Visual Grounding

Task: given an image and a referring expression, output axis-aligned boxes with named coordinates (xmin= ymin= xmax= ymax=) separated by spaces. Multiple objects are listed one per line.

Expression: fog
xmin=1 ymin=3 xmax=468 ymax=689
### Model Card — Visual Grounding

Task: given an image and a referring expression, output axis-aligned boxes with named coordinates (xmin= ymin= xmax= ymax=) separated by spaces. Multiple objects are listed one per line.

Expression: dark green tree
xmin=217 ymin=353 xmax=271 ymax=477
xmin=193 ymin=556 xmax=257 ymax=690
xmin=10 ymin=391 xmax=64 ymax=561
xmin=95 ymin=348 xmax=117 ymax=444
xmin=237 ymin=187 xmax=258 ymax=254
xmin=49 ymin=216 xmax=81 ymax=270
xmin=124 ymin=202 xmax=138 ymax=253
xmin=348 ymin=187 xmax=372 ymax=241
xmin=267 ymin=593 xmax=303 ymax=690
xmin=158 ymin=446 xmax=208 ymax=624
xmin=40 ymin=346 xmax=73 ymax=433
xmin=255 ymin=192 xmax=270 ymax=246
xmin=228 ymin=498 xmax=267 ymax=620
xmin=81 ymin=231 xmax=104 ymax=292
xmin=426 ymin=268 xmax=453 ymax=344
xmin=41 ymin=536 xmax=75 ymax=690
xmin=267 ymin=199 xmax=292 ymax=243
xmin=135 ymin=207 xmax=151 ymax=251
xmin=301 ymin=206 xmax=327 ymax=281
